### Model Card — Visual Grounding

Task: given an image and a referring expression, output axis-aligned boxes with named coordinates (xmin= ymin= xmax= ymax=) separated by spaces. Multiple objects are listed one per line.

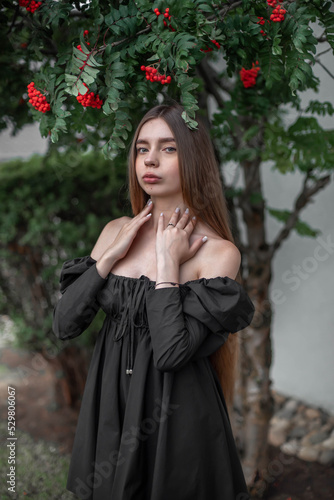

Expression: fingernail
xmin=192 ymin=216 xmax=196 ymax=221
xmin=202 ymin=236 xmax=208 ymax=242
xmin=185 ymin=208 xmax=189 ymax=214
xmin=146 ymin=213 xmax=152 ymax=218
xmin=175 ymin=207 xmax=180 ymax=213
xmin=160 ymin=212 xmax=164 ymax=216
xmin=147 ymin=199 xmax=152 ymax=206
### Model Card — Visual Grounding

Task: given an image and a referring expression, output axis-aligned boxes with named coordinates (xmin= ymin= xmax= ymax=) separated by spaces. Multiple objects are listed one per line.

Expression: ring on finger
xmin=167 ymin=223 xmax=175 ymax=227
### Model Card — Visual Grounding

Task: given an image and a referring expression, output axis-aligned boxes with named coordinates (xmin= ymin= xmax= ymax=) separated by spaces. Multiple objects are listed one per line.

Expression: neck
xmin=147 ymin=195 xmax=188 ymax=231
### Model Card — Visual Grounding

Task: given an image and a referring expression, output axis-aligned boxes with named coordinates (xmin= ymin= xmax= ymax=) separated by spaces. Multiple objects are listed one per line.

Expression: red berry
xmin=240 ymin=63 xmax=260 ymax=89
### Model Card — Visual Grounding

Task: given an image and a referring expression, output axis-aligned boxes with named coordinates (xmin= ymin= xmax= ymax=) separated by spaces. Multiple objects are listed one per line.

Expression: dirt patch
xmin=0 ymin=347 xmax=78 ymax=455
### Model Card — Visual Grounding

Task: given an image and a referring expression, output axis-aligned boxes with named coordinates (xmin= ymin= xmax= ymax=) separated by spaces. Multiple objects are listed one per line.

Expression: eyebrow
xmin=136 ymin=137 xmax=176 ymax=145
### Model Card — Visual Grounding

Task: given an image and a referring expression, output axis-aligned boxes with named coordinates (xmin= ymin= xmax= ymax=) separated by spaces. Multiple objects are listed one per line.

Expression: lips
xmin=142 ymin=174 xmax=161 ymax=183
xmin=143 ymin=174 xmax=161 ymax=180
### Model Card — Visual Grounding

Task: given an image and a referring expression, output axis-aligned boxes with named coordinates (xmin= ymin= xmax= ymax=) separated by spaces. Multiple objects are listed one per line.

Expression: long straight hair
xmin=128 ymin=103 xmax=239 ymax=406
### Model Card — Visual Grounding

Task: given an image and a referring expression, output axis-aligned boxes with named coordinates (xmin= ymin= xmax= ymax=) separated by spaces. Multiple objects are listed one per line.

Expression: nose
xmin=144 ymin=153 xmax=159 ymax=167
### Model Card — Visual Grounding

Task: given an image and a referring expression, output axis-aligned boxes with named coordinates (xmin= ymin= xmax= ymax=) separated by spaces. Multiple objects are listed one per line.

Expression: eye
xmin=164 ymin=146 xmax=176 ymax=153
xmin=136 ymin=147 xmax=148 ymax=154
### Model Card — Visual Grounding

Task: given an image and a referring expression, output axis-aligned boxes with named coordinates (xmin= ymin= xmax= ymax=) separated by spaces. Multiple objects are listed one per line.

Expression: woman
xmin=53 ymin=103 xmax=255 ymax=500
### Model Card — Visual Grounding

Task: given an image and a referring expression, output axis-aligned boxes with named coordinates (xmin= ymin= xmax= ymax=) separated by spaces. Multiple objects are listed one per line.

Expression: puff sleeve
xmin=52 ymin=256 xmax=107 ymax=341
xmin=145 ymin=277 xmax=255 ymax=372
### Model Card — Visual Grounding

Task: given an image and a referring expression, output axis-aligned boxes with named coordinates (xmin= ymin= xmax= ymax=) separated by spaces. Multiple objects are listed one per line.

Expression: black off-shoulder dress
xmin=52 ymin=255 xmax=254 ymax=500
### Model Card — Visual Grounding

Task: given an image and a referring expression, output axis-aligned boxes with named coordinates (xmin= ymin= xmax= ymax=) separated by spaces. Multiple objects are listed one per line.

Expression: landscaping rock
xmin=298 ymin=446 xmax=320 ymax=462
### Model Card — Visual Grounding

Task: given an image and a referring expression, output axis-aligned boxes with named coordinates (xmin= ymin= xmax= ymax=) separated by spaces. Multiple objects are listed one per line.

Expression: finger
xmin=175 ymin=208 xmax=191 ymax=229
xmin=140 ymin=200 xmax=153 ymax=215
xmin=135 ymin=202 xmax=153 ymax=226
xmin=183 ymin=215 xmax=197 ymax=236
xmin=189 ymin=235 xmax=208 ymax=257
xmin=125 ymin=212 xmax=152 ymax=237
xmin=158 ymin=211 xmax=164 ymax=234
xmin=167 ymin=207 xmax=181 ymax=227
xmin=131 ymin=200 xmax=152 ymax=223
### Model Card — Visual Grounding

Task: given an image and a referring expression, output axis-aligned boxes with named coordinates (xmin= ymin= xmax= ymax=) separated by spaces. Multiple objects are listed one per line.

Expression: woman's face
xmin=135 ymin=118 xmax=181 ymax=198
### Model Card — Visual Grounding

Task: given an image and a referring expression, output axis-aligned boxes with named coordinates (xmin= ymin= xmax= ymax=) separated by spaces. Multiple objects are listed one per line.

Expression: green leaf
xmin=111 ymin=80 xmax=125 ymax=90
xmin=51 ymin=129 xmax=59 ymax=143
xmin=272 ymin=45 xmax=282 ymax=56
xmin=65 ymin=74 xmax=77 ymax=83
xmin=81 ymin=73 xmax=95 ymax=85
xmin=181 ymin=111 xmax=198 ymax=130
xmin=83 ymin=65 xmax=100 ymax=78
xmin=102 ymin=101 xmax=112 ymax=116
xmin=295 ymin=220 xmax=320 ymax=237
xmin=243 ymin=125 xmax=259 ymax=143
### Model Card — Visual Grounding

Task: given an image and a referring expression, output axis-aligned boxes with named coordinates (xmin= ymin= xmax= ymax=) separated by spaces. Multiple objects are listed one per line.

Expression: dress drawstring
xmin=113 ymin=279 xmax=147 ymax=376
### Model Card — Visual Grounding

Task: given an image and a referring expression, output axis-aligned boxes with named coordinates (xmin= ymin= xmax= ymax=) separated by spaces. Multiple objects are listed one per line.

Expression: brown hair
xmin=128 ymin=103 xmax=239 ymax=406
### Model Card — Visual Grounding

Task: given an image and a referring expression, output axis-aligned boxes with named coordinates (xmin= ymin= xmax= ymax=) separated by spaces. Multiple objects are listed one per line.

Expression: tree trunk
xmin=234 ymin=151 xmax=275 ymax=497
xmin=238 ymin=261 xmax=275 ymax=497
xmin=44 ymin=345 xmax=90 ymax=409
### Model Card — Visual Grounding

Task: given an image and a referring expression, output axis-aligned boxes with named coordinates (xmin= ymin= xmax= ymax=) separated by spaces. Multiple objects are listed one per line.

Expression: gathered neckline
xmin=107 ymin=271 xmax=232 ymax=287
xmin=87 ymin=255 xmax=233 ymax=286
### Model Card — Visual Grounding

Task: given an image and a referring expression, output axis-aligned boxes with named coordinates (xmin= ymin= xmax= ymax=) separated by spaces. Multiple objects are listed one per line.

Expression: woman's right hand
xmin=95 ymin=201 xmax=153 ymax=278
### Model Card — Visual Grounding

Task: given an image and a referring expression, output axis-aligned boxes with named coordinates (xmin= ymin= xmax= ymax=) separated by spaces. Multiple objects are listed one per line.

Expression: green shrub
xmin=0 ymin=149 xmax=129 ymax=351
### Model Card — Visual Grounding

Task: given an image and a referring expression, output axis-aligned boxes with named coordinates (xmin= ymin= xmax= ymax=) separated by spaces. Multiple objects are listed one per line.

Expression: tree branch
xmin=217 ymin=1 xmax=243 ymax=19
xmin=315 ymin=59 xmax=334 ymax=80
xmin=197 ymin=60 xmax=225 ymax=109
xmin=269 ymin=172 xmax=331 ymax=257
xmin=316 ymin=32 xmax=327 ymax=43
xmin=316 ymin=47 xmax=332 ymax=58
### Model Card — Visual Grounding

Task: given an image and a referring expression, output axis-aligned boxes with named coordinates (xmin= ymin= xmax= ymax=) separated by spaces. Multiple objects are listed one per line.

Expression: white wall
xmin=0 ymin=124 xmax=48 ymax=161
xmin=264 ymin=45 xmax=334 ymax=413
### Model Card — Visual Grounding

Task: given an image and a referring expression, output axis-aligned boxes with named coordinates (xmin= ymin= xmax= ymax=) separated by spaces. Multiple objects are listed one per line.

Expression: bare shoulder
xmin=197 ymin=235 xmax=241 ymax=280
xmin=90 ymin=216 xmax=131 ymax=261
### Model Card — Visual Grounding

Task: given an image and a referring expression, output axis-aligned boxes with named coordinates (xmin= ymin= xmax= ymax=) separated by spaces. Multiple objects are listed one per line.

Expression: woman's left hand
xmin=156 ymin=208 xmax=207 ymax=267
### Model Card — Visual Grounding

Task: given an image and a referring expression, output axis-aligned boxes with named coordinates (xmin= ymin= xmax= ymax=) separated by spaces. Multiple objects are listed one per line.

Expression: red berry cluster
xmin=211 ymin=39 xmax=221 ymax=49
xmin=76 ymin=83 xmax=103 ymax=109
xmin=27 ymin=82 xmax=50 ymax=113
xmin=267 ymin=0 xmax=283 ymax=6
xmin=257 ymin=16 xmax=271 ymax=36
xmin=140 ymin=66 xmax=172 ymax=85
xmin=270 ymin=5 xmax=286 ymax=22
xmin=154 ymin=7 xmax=175 ymax=31
xmin=154 ymin=6 xmax=170 ymax=19
xmin=19 ymin=0 xmax=42 ymax=13
xmin=240 ymin=62 xmax=260 ymax=89
xmin=201 ymin=39 xmax=221 ymax=52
